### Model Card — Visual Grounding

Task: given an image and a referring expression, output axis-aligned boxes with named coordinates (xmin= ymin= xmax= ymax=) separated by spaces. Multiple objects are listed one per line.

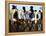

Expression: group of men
xmin=9 ymin=5 xmax=43 ymax=32
xmin=10 ymin=5 xmax=42 ymax=24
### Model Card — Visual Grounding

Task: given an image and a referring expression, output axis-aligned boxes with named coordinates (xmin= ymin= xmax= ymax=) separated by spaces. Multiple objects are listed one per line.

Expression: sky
xmin=10 ymin=4 xmax=42 ymax=12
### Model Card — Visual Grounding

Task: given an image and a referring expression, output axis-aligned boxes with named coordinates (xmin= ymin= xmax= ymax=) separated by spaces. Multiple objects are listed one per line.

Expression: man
xmin=39 ymin=10 xmax=42 ymax=20
xmin=34 ymin=10 xmax=41 ymax=24
xmin=37 ymin=10 xmax=42 ymax=31
xmin=34 ymin=10 xmax=37 ymax=24
xmin=13 ymin=5 xmax=18 ymax=20
xmin=29 ymin=6 xmax=34 ymax=21
xmin=9 ymin=5 xmax=18 ymax=32
xmin=22 ymin=6 xmax=26 ymax=20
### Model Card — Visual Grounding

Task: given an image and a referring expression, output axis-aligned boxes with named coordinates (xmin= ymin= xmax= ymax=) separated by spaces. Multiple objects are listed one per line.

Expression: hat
xmin=12 ymin=5 xmax=17 ymax=9
xmin=30 ymin=6 xmax=33 ymax=8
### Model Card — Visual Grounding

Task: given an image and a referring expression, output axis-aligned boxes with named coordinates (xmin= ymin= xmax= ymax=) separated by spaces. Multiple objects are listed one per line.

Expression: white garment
xmin=34 ymin=11 xmax=41 ymax=20
xmin=18 ymin=9 xmax=25 ymax=19
xmin=25 ymin=11 xmax=29 ymax=19
xmin=10 ymin=9 xmax=17 ymax=21
xmin=34 ymin=11 xmax=41 ymax=24
xmin=37 ymin=12 xmax=41 ymax=20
